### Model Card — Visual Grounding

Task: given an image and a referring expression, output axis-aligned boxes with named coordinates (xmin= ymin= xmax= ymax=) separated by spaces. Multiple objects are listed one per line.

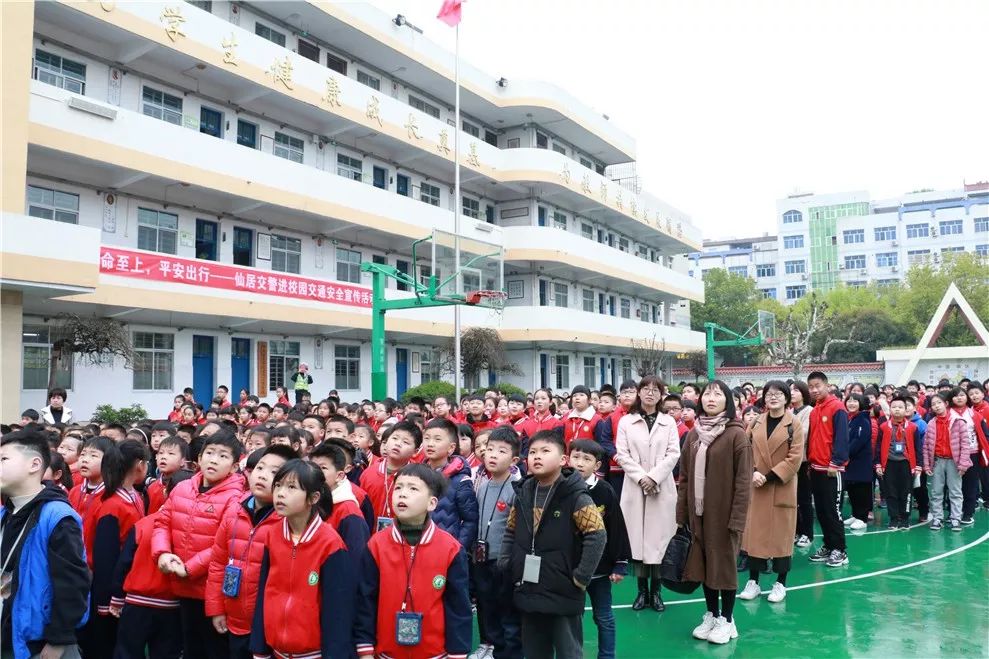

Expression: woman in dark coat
xmin=676 ymin=380 xmax=751 ymax=645
xmin=842 ymin=393 xmax=875 ymax=530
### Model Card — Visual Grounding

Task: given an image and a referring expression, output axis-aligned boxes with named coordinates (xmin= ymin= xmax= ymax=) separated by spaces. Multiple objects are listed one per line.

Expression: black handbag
xmin=660 ymin=524 xmax=700 ymax=594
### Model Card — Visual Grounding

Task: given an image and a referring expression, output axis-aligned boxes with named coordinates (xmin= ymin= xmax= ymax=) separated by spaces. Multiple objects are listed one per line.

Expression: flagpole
xmin=453 ymin=22 xmax=462 ymax=403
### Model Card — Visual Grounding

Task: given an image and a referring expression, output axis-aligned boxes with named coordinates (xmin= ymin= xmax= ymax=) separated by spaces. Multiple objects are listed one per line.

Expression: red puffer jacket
xmin=204 ymin=493 xmax=281 ymax=635
xmin=152 ymin=471 xmax=245 ymax=599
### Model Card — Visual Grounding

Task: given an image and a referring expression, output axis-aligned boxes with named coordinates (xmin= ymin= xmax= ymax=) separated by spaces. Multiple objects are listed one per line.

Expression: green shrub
xmin=400 ymin=381 xmax=456 ymax=404
xmin=90 ymin=403 xmax=149 ymax=426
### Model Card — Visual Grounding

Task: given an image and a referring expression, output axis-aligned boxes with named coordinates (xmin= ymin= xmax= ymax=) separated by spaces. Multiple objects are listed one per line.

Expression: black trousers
xmin=228 ymin=633 xmax=252 ymax=659
xmin=912 ymin=471 xmax=930 ymax=518
xmin=520 ymin=613 xmax=583 ymax=659
xmin=846 ymin=481 xmax=873 ymax=522
xmin=810 ymin=469 xmax=845 ymax=551
xmin=962 ymin=458 xmax=984 ymax=518
xmin=606 ymin=471 xmax=624 ymax=500
xmin=883 ymin=460 xmax=913 ymax=524
xmin=78 ymin=604 xmax=117 ymax=659
xmin=474 ymin=561 xmax=523 ymax=659
xmin=114 ymin=605 xmax=182 ymax=659
xmin=796 ymin=462 xmax=815 ymax=539
xmin=179 ymin=598 xmax=230 ymax=659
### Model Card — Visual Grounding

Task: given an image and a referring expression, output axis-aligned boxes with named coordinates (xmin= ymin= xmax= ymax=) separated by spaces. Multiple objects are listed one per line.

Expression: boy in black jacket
xmin=498 ymin=431 xmax=606 ymax=659
xmin=568 ymin=439 xmax=631 ymax=659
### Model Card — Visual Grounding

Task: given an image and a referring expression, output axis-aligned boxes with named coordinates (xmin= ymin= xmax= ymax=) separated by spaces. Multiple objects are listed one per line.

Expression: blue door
xmin=397 ymin=174 xmax=409 ymax=196
xmin=600 ymin=357 xmax=607 ymax=388
xmin=192 ymin=335 xmax=215 ymax=404
xmin=373 ymin=166 xmax=387 ymax=190
xmin=395 ymin=349 xmax=409 ymax=398
xmin=231 ymin=338 xmax=250 ymax=397
xmin=195 ymin=219 xmax=218 ymax=261
xmin=488 ymin=370 xmax=496 ymax=387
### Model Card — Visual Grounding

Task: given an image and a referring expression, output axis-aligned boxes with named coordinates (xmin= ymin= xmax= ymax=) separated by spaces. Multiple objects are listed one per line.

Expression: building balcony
xmin=0 ymin=212 xmax=100 ymax=297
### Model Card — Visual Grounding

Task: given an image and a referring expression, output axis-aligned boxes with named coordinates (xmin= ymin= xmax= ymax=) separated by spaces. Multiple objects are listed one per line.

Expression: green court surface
xmin=580 ymin=508 xmax=989 ymax=658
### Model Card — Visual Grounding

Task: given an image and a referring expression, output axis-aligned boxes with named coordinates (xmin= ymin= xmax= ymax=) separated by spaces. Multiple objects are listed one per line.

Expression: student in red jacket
xmin=464 ymin=394 xmax=496 ymax=435
xmin=875 ymin=396 xmax=924 ymax=529
xmin=359 ymin=421 xmax=421 ymax=531
xmin=153 ymin=431 xmax=246 ymax=659
xmin=355 ymin=464 xmax=472 ymax=659
xmin=310 ymin=441 xmax=370 ymax=574
xmin=205 ymin=444 xmax=296 ymax=658
xmin=56 ymin=433 xmax=84 ymax=488
xmin=517 ymin=388 xmax=564 ymax=462
xmin=563 ymin=386 xmax=603 ymax=446
xmin=68 ymin=436 xmax=112 ymax=567
xmin=147 ymin=436 xmax=191 ymax=515
xmin=250 ymin=460 xmax=356 ymax=658
xmin=506 ymin=393 xmax=529 ymax=426
xmin=806 ymin=372 xmax=850 ymax=568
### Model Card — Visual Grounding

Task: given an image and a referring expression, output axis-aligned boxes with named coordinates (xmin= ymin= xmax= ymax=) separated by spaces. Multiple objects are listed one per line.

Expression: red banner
xmin=98 ymin=246 xmax=372 ymax=308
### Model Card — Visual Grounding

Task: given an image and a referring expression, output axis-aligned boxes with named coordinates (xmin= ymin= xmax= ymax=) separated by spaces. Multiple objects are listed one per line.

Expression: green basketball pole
xmin=704 ymin=321 xmax=767 ymax=382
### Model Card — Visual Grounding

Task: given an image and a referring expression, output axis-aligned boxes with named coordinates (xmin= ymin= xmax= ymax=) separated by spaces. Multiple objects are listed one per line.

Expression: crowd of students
xmin=3 ymin=373 xmax=988 ymax=658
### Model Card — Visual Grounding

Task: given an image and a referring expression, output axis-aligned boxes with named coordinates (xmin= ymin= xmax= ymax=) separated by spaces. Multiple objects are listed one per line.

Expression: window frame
xmin=132 ymin=331 xmax=174 ymax=391
xmin=843 ymin=255 xmax=866 ymax=270
xmin=357 ymin=70 xmax=380 ymax=90
xmin=409 ymin=95 xmax=441 ymax=119
xmin=582 ymin=288 xmax=595 ymax=313
xmin=268 ymin=340 xmax=301 ymax=390
xmin=26 ymin=185 xmax=79 ymax=224
xmin=137 ymin=207 xmax=179 ymax=254
xmin=273 ymin=131 xmax=304 ymax=164
xmin=553 ymin=211 xmax=567 ymax=231
xmin=255 ymin=22 xmax=287 ymax=47
xmin=843 ymin=229 xmax=864 ymax=244
xmin=336 ymin=153 xmax=363 ymax=182
xmin=552 ymin=282 xmax=569 ymax=307
xmin=782 ymin=210 xmax=802 ymax=224
xmin=336 ymin=247 xmax=362 ymax=284
xmin=334 ymin=344 xmax=361 ymax=390
xmin=141 ymin=86 xmax=183 ymax=125
xmin=905 ymin=223 xmax=930 ymax=239
xmin=974 ymin=217 xmax=989 ymax=233
xmin=420 ymin=182 xmax=440 ymax=207
xmin=271 ymin=233 xmax=302 ymax=274
xmin=784 ymin=259 xmax=806 ymax=275
xmin=873 ymin=226 xmax=897 ymax=242
xmin=785 ymin=285 xmax=806 ymax=301
xmin=876 ymin=252 xmax=898 ymax=268
xmin=555 ymin=355 xmax=570 ymax=389
xmin=755 ymin=263 xmax=775 ymax=278
xmin=22 ymin=325 xmax=73 ymax=390
xmin=783 ymin=235 xmax=804 ymax=249
xmin=462 ymin=196 xmax=480 ymax=219
xmin=939 ymin=219 xmax=963 ymax=236
xmin=33 ymin=49 xmax=86 ymax=94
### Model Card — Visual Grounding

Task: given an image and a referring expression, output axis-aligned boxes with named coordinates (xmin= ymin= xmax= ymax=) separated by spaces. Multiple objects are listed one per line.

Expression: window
xmin=844 ymin=255 xmax=866 ymax=270
xmin=273 ymin=132 xmax=304 ymax=163
xmin=941 ymin=246 xmax=964 ymax=254
xmin=847 ymin=280 xmax=867 ymax=288
xmin=580 ymin=223 xmax=594 ymax=240
xmin=132 ymin=332 xmax=174 ymax=390
xmin=34 ymin=49 xmax=86 ymax=94
xmin=582 ymin=288 xmax=595 ymax=312
xmin=784 ymin=260 xmax=806 ymax=274
xmin=843 ymin=229 xmax=864 ymax=244
xmin=255 ymin=22 xmax=286 ymax=47
xmin=420 ymin=350 xmax=441 ymax=383
xmin=26 ymin=185 xmax=79 ymax=224
xmin=785 ymin=285 xmax=806 ymax=300
xmin=620 ymin=298 xmax=631 ymax=319
xmin=268 ymin=340 xmax=300 ymax=390
xmin=137 ymin=208 xmax=178 ymax=254
xmin=271 ymin=234 xmax=302 ymax=274
xmin=906 ymin=223 xmax=930 ymax=239
xmin=506 ymin=137 xmax=521 ymax=149
xmin=907 ymin=250 xmax=930 ymax=266
xmin=357 ymin=70 xmax=380 ymax=90
xmin=336 ymin=154 xmax=362 ymax=181
xmin=728 ymin=266 xmax=748 ymax=277
xmin=22 ymin=325 xmax=72 ymax=390
xmin=761 ymin=288 xmax=777 ymax=300
xmin=976 ymin=244 xmax=989 ymax=257
xmin=297 ymin=39 xmax=319 ymax=62
xmin=409 ymin=95 xmax=440 ymax=119
xmin=326 ymin=53 xmax=347 ymax=75
xmin=200 ymin=107 xmax=223 ymax=138
xmin=420 ymin=182 xmax=440 ymax=207
xmin=462 ymin=196 xmax=480 ymax=219
xmin=782 ymin=210 xmax=802 ymax=224
xmin=583 ymin=357 xmax=596 ymax=387
xmin=618 ymin=237 xmax=630 ymax=253
xmin=756 ymin=263 xmax=775 ymax=278
xmin=142 ymin=86 xmax=182 ymax=125
xmin=553 ymin=282 xmax=568 ymax=307
xmin=975 ymin=217 xmax=989 ymax=233
xmin=580 ymin=157 xmax=593 ymax=169
xmin=187 ymin=1 xmax=212 ymax=11
xmin=336 ymin=248 xmax=361 ymax=283
xmin=237 ymin=120 xmax=258 ymax=148
xmin=536 ymin=133 xmax=548 ymax=149
xmin=553 ymin=212 xmax=567 ymax=231
xmin=462 ymin=121 xmax=480 ymax=137
xmin=939 ymin=220 xmax=963 ymax=236
xmin=334 ymin=345 xmax=360 ymax=390
xmin=555 ymin=355 xmax=569 ymax=389
xmin=876 ymin=252 xmax=898 ymax=268
xmin=621 ymin=359 xmax=632 ymax=384
xmin=783 ymin=235 xmax=804 ymax=249
xmin=874 ymin=226 xmax=897 ymax=241
xmin=876 ymin=279 xmax=899 ymax=287
xmin=484 ymin=130 xmax=498 ymax=147
xmin=552 ymin=143 xmax=566 ymax=155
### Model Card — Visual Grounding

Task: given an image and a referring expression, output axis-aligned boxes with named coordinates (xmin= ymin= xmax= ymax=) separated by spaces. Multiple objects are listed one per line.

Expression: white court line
xmin=602 ymin=529 xmax=989 ymax=610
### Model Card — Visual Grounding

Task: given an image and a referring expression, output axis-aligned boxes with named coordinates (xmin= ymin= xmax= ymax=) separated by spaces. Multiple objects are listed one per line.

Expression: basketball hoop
xmin=465 ymin=290 xmax=507 ymax=317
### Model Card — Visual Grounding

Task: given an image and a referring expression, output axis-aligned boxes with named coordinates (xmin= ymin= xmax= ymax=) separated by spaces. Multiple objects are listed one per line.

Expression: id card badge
xmin=472 ymin=540 xmax=488 ymax=564
xmin=377 ymin=516 xmax=394 ymax=533
xmin=222 ymin=564 xmax=242 ymax=597
xmin=395 ymin=611 xmax=423 ymax=646
xmin=522 ymin=553 xmax=542 ymax=583
xmin=893 ymin=441 xmax=905 ymax=453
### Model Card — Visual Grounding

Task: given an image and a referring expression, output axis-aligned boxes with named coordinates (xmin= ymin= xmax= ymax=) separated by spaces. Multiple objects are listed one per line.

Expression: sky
xmin=362 ymin=0 xmax=989 ymax=240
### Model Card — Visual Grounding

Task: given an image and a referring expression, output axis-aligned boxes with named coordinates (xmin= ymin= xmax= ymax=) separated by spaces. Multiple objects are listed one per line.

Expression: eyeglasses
xmin=664 ymin=406 xmax=682 ymax=413
xmin=640 ymin=387 xmax=662 ymax=395
xmin=765 ymin=391 xmax=786 ymax=399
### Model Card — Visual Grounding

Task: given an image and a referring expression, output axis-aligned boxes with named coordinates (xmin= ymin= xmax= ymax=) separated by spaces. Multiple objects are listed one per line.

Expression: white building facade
xmin=692 ymin=183 xmax=989 ymax=303
xmin=0 ymin=1 xmax=704 ymax=421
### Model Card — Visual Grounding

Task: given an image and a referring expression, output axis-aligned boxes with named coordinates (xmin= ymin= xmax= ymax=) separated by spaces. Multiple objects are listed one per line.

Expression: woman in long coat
xmin=615 ymin=375 xmax=680 ymax=612
xmin=739 ymin=380 xmax=804 ymax=605
xmin=677 ymin=380 xmax=751 ymax=645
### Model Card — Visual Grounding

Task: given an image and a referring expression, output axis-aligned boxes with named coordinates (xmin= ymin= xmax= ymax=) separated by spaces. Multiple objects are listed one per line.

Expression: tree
xmin=439 ymin=327 xmax=522 ymax=388
xmin=47 ymin=314 xmax=135 ymax=391
xmin=690 ymin=269 xmax=762 ymax=365
xmin=630 ymin=335 xmax=670 ymax=379
xmin=681 ymin=350 xmax=709 ymax=381
xmin=814 ymin=307 xmax=913 ymax=362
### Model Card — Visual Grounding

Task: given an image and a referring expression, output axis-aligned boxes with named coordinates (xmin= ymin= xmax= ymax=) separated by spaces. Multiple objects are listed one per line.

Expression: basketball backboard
xmin=430 ymin=229 xmax=504 ymax=302
xmin=757 ymin=309 xmax=776 ymax=343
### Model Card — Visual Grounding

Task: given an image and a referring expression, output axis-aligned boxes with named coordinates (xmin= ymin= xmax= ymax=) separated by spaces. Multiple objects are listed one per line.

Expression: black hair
xmin=508 ymin=393 xmax=527 ymax=404
xmin=260 ymin=443 xmax=300 ymax=463
xmin=273 ymin=459 xmax=333 ymax=519
xmin=529 ymin=429 xmax=566 ymax=453
xmin=807 ymin=371 xmax=828 ymax=384
xmin=630 ymin=375 xmax=667 ymax=414
xmin=620 ymin=379 xmax=639 ymax=392
xmin=47 ymin=387 xmax=68 ymax=402
xmin=287 ymin=412 xmax=306 ymax=423
xmin=273 ymin=403 xmax=292 ymax=415
xmin=682 ymin=400 xmax=699 ymax=413
xmin=20 ymin=409 xmax=39 ymax=422
xmin=889 ymin=395 xmax=910 ymax=409
xmin=790 ymin=380 xmax=812 ymax=408
xmin=104 ymin=439 xmax=149 ymax=500
xmin=486 ymin=426 xmax=521 ymax=457
xmin=271 ymin=425 xmax=302 ymax=449
xmin=407 ymin=396 xmax=426 ymax=408
xmin=48 ymin=452 xmax=74 ymax=490
xmin=245 ymin=448 xmax=265 ymax=471
xmin=323 ymin=437 xmax=356 ymax=465
xmin=568 ymin=438 xmax=605 ymax=463
xmin=309 ymin=442 xmax=348 ymax=472
xmin=385 ymin=420 xmax=423 ymax=448
xmin=1 ymin=428 xmax=53 ymax=473
xmin=761 ymin=380 xmax=792 ymax=406
xmin=151 ymin=421 xmax=176 ymax=433
xmin=967 ymin=382 xmax=985 ymax=394
xmin=248 ymin=427 xmax=272 ymax=445
xmin=845 ymin=393 xmax=869 ymax=414
xmin=701 ymin=380 xmax=736 ymax=419
xmin=200 ymin=430 xmax=244 ymax=461
xmin=947 ymin=386 xmax=967 ymax=404
xmin=396 ymin=463 xmax=448 ymax=499
xmin=599 ymin=390 xmax=616 ymax=403
xmin=457 ymin=424 xmax=475 ymax=441
xmin=219 ymin=405 xmax=237 ymax=417
xmin=326 ymin=414 xmax=355 ymax=434
xmin=467 ymin=393 xmax=485 ymax=402
xmin=103 ymin=423 xmax=128 ymax=437
xmin=380 ymin=398 xmax=398 ymax=415
xmin=424 ymin=417 xmax=459 ymax=445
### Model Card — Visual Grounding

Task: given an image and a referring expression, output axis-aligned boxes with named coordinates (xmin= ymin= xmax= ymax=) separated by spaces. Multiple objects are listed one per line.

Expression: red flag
xmin=437 ymin=0 xmax=462 ymax=27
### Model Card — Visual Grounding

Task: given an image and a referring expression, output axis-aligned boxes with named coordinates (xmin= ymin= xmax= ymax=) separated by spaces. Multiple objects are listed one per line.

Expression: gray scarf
xmin=693 ymin=413 xmax=728 ymax=516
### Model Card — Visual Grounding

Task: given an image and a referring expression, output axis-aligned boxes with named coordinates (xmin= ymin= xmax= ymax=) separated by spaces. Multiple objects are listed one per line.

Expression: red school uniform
xmin=69 ymin=480 xmax=105 ymax=569
xmin=91 ymin=489 xmax=145 ymax=615
xmin=359 ymin=458 xmax=405 ymax=520
xmin=563 ymin=407 xmax=603 ymax=447
xmin=875 ymin=419 xmax=923 ymax=471
xmin=111 ymin=513 xmax=178 ymax=611
xmin=329 ymin=479 xmax=371 ymax=574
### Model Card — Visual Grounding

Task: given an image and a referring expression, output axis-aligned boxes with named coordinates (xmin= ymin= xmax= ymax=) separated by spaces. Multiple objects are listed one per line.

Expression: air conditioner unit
xmin=892 ymin=240 xmax=899 ymax=246
xmin=891 ymin=266 xmax=899 ymax=272
xmin=859 ymin=269 xmax=868 ymax=275
xmin=838 ymin=263 xmax=845 ymax=270
xmin=801 ymin=273 xmax=808 ymax=280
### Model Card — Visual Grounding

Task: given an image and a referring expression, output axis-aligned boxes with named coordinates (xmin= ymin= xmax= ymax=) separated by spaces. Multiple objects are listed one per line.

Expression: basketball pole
xmin=453 ymin=22 xmax=462 ymax=403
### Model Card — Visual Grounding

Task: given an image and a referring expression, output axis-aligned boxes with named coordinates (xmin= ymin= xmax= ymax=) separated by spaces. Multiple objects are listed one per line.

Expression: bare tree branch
xmin=630 ymin=335 xmax=670 ymax=379
xmin=438 ymin=327 xmax=522 ymax=387
xmin=47 ymin=314 xmax=134 ymax=391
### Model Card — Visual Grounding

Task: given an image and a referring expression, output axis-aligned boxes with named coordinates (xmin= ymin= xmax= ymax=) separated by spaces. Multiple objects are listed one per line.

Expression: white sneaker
xmin=738 ymin=579 xmax=761 ymax=600
xmin=849 ymin=518 xmax=867 ymax=531
xmin=795 ymin=535 xmax=812 ymax=548
xmin=707 ymin=616 xmax=738 ymax=644
xmin=468 ymin=644 xmax=493 ymax=659
xmin=692 ymin=611 xmax=718 ymax=640
xmin=767 ymin=582 xmax=786 ymax=603
xmin=843 ymin=517 xmax=856 ymax=526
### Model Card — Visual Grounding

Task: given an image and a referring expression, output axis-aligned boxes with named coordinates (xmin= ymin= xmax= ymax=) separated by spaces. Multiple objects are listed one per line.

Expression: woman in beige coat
xmin=739 ymin=380 xmax=804 ymax=604
xmin=615 ymin=375 xmax=680 ymax=613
